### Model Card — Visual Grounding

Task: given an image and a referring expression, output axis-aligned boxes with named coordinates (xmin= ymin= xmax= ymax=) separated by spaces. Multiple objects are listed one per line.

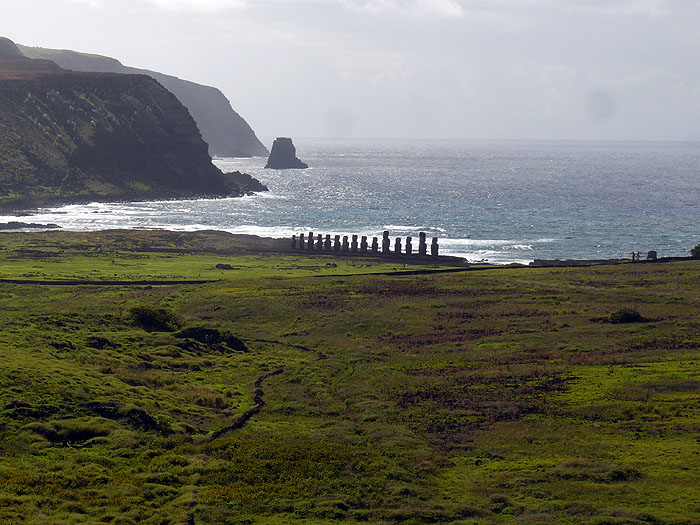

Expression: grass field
xmin=1 ymin=230 xmax=699 ymax=524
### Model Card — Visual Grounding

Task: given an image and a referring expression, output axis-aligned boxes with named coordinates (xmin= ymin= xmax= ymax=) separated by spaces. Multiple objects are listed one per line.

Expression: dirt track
xmin=0 ymin=278 xmax=217 ymax=286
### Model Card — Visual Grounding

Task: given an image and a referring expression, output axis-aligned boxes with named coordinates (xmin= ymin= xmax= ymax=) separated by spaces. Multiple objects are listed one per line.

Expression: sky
xmin=3 ymin=0 xmax=700 ymax=141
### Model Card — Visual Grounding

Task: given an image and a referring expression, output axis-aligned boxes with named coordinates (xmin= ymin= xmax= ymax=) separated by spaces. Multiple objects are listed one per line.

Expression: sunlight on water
xmin=6 ymin=139 xmax=700 ymax=264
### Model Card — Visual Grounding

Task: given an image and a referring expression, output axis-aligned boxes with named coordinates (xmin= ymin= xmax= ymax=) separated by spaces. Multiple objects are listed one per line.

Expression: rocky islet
xmin=265 ymin=137 xmax=308 ymax=169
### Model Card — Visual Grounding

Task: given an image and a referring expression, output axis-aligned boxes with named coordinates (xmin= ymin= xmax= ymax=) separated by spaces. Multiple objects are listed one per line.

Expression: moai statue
xmin=431 ymin=237 xmax=439 ymax=257
xmin=360 ymin=236 xmax=368 ymax=253
xmin=299 ymin=233 xmax=306 ymax=250
xmin=351 ymin=235 xmax=359 ymax=252
xmin=395 ymin=237 xmax=402 ymax=254
xmin=419 ymin=232 xmax=427 ymax=256
xmin=382 ymin=231 xmax=390 ymax=254
xmin=342 ymin=235 xmax=350 ymax=252
xmin=291 ymin=234 xmax=297 ymax=250
xmin=405 ymin=236 xmax=413 ymax=255
xmin=324 ymin=234 xmax=332 ymax=251
xmin=307 ymin=232 xmax=314 ymax=251
xmin=334 ymin=235 xmax=341 ymax=251
xmin=316 ymin=234 xmax=323 ymax=251
xmin=371 ymin=237 xmax=379 ymax=253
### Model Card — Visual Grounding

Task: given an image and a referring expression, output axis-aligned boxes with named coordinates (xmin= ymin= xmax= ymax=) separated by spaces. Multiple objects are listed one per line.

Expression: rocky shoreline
xmin=2 ymin=228 xmax=693 ymax=269
xmin=0 ymin=170 xmax=268 ymax=215
xmin=0 ymin=221 xmax=60 ymax=230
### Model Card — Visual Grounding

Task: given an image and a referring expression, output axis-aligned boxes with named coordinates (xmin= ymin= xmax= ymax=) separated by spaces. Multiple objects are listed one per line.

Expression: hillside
xmin=19 ymin=44 xmax=269 ymax=158
xmin=0 ymin=41 xmax=253 ymax=210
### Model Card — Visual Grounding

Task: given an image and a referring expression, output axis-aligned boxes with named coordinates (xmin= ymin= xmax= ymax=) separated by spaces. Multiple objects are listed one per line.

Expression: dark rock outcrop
xmin=0 ymin=222 xmax=60 ymax=230
xmin=0 ymin=48 xmax=260 ymax=210
xmin=18 ymin=43 xmax=268 ymax=158
xmin=174 ymin=326 xmax=247 ymax=352
xmin=225 ymin=171 xmax=269 ymax=192
xmin=265 ymin=137 xmax=308 ymax=169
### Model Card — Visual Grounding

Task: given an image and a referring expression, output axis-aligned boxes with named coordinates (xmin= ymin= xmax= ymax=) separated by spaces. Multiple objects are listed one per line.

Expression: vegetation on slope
xmin=1 ymin=230 xmax=699 ymax=523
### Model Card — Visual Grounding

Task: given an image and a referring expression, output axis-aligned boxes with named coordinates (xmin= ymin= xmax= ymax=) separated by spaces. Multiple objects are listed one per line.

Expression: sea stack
xmin=265 ymin=137 xmax=308 ymax=169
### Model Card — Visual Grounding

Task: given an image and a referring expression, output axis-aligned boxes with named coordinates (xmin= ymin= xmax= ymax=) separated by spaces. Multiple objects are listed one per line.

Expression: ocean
xmin=3 ymin=138 xmax=699 ymax=264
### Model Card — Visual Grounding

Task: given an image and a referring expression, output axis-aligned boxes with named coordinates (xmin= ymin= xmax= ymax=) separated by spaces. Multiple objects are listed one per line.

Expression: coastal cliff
xmin=18 ymin=44 xmax=269 ymax=158
xmin=0 ymin=40 xmax=256 ymax=210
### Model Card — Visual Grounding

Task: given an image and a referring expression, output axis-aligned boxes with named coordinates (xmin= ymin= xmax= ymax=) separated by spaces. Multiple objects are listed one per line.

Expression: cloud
xmin=67 ymin=0 xmax=106 ymax=7
xmin=482 ymin=0 xmax=669 ymax=18
xmin=136 ymin=0 xmax=670 ymax=19
xmin=137 ymin=0 xmax=468 ymax=20
xmin=144 ymin=0 xmax=247 ymax=12
xmin=567 ymin=0 xmax=669 ymax=17
xmin=339 ymin=0 xmax=465 ymax=19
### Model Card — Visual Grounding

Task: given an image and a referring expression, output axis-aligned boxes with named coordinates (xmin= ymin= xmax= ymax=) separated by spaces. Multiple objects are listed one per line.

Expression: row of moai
xmin=291 ymin=231 xmax=439 ymax=257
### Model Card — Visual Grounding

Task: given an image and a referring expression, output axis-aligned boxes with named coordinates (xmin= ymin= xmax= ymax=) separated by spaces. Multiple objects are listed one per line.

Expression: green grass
xmin=0 ymin=230 xmax=445 ymax=283
xmin=1 ymin=230 xmax=699 ymax=523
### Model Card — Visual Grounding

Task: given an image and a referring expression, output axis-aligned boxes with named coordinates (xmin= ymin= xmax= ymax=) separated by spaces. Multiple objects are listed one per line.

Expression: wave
xmin=381 ymin=224 xmax=447 ymax=233
xmin=222 ymin=225 xmax=304 ymax=238
xmin=440 ymin=238 xmax=536 ymax=248
xmin=244 ymin=192 xmax=288 ymax=200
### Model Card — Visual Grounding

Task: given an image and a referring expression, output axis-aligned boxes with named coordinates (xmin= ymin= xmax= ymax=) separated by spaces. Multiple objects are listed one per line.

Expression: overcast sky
xmin=4 ymin=0 xmax=700 ymax=140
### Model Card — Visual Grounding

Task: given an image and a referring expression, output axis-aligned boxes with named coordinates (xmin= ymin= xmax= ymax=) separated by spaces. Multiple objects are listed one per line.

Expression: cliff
xmin=0 ymin=37 xmax=22 ymax=58
xmin=225 ymin=171 xmax=269 ymax=192
xmin=0 ymin=37 xmax=61 ymax=79
xmin=18 ymin=44 xmax=269 ymax=158
xmin=0 ymin=47 xmax=255 ymax=210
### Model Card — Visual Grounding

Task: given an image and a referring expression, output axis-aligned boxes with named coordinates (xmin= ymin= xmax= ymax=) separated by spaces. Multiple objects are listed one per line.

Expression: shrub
xmin=691 ymin=244 xmax=700 ymax=259
xmin=28 ymin=418 xmax=111 ymax=444
xmin=129 ymin=305 xmax=180 ymax=332
xmin=609 ymin=308 xmax=645 ymax=324
xmin=174 ymin=326 xmax=247 ymax=351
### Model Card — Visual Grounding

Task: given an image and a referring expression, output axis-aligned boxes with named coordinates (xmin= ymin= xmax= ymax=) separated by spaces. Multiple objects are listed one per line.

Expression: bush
xmin=609 ymin=308 xmax=645 ymax=324
xmin=174 ymin=326 xmax=247 ymax=352
xmin=28 ymin=418 xmax=111 ymax=444
xmin=129 ymin=305 xmax=180 ymax=332
xmin=691 ymin=244 xmax=700 ymax=259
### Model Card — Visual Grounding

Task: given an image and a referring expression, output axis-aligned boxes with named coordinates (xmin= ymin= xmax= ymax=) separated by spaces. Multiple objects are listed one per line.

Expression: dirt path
xmin=248 ymin=338 xmax=315 ymax=353
xmin=0 ymin=278 xmax=218 ymax=286
xmin=207 ymin=338 xmax=326 ymax=440
xmin=208 ymin=367 xmax=284 ymax=440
